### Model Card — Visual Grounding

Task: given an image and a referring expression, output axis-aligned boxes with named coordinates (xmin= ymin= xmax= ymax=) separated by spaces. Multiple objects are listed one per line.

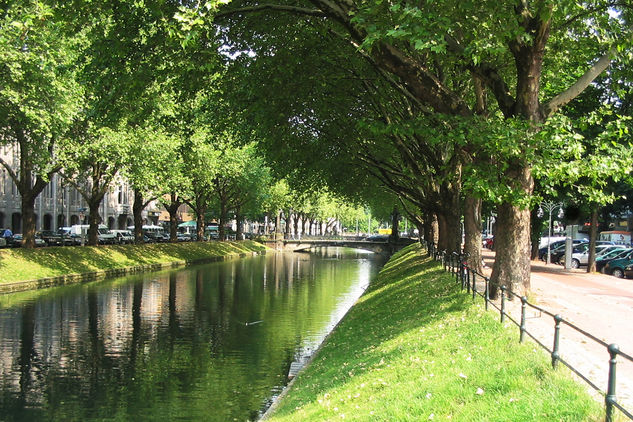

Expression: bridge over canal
xmin=263 ymin=238 xmax=417 ymax=255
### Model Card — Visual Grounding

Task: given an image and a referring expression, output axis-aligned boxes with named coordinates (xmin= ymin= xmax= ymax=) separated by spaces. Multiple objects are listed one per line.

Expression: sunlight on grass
xmin=0 ymin=240 xmax=267 ymax=284
xmin=265 ymin=244 xmax=602 ymax=422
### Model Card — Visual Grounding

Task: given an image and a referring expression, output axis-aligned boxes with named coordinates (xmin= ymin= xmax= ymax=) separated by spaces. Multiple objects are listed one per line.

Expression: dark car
xmin=538 ymin=239 xmax=586 ymax=261
xmin=604 ymin=255 xmax=633 ymax=278
xmin=38 ymin=230 xmax=63 ymax=246
xmin=596 ymin=249 xmax=633 ymax=272
xmin=57 ymin=229 xmax=82 ymax=245
xmin=12 ymin=234 xmax=47 ymax=247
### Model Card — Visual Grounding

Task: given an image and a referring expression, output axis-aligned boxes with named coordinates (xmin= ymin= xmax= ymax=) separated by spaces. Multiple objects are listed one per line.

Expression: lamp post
xmin=537 ymin=201 xmax=564 ymax=264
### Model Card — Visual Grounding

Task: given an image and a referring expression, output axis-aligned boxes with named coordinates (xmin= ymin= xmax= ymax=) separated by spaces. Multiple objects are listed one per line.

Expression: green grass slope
xmin=266 ymin=244 xmax=601 ymax=421
xmin=0 ymin=240 xmax=266 ymax=283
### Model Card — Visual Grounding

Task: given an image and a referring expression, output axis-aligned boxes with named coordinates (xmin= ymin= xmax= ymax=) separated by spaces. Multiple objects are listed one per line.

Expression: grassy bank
xmin=266 ymin=244 xmax=601 ymax=421
xmin=0 ymin=240 xmax=267 ymax=284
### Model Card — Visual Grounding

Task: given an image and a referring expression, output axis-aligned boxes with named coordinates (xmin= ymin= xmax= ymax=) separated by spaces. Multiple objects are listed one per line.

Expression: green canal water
xmin=0 ymin=248 xmax=386 ymax=421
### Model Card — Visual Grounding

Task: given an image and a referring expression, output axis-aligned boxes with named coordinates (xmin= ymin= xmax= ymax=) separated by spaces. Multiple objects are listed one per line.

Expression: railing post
xmin=484 ymin=277 xmax=489 ymax=311
xmin=472 ymin=272 xmax=476 ymax=300
xmin=520 ymin=296 xmax=527 ymax=343
xmin=606 ymin=343 xmax=619 ymax=422
xmin=551 ymin=314 xmax=562 ymax=369
xmin=500 ymin=286 xmax=506 ymax=323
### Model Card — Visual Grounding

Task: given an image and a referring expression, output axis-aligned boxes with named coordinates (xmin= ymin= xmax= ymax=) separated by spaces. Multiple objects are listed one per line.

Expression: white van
xmin=127 ymin=225 xmax=165 ymax=242
xmin=70 ymin=224 xmax=117 ymax=244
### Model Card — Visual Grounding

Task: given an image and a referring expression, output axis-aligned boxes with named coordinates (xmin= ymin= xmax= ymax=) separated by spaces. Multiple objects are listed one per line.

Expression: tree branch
xmin=0 ymin=157 xmax=18 ymax=184
xmin=214 ymin=4 xmax=326 ymax=19
xmin=543 ymin=48 xmax=615 ymax=117
xmin=445 ymin=34 xmax=515 ymax=117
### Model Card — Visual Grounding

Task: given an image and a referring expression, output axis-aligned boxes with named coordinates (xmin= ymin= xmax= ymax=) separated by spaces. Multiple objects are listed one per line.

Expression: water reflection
xmin=0 ymin=248 xmax=385 ymax=421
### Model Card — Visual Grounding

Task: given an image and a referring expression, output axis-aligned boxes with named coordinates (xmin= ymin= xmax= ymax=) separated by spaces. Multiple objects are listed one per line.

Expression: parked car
xmin=552 ymin=243 xmax=589 ymax=265
xmin=604 ymin=255 xmax=633 ymax=278
xmin=157 ymin=233 xmax=171 ymax=242
xmin=596 ymin=248 xmax=633 ymax=272
xmin=38 ymin=230 xmax=63 ymax=246
xmin=111 ymin=229 xmax=134 ymax=244
xmin=57 ymin=227 xmax=82 ymax=245
xmin=97 ymin=226 xmax=117 ymax=245
xmin=538 ymin=239 xmax=586 ymax=261
xmin=567 ymin=244 xmax=624 ymax=269
xmin=177 ymin=233 xmax=192 ymax=242
xmin=544 ymin=243 xmax=570 ymax=263
xmin=12 ymin=234 xmax=47 ymax=247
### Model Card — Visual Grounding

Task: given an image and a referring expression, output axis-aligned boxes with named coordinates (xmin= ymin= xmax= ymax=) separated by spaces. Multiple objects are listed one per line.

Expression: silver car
xmin=567 ymin=244 xmax=626 ymax=268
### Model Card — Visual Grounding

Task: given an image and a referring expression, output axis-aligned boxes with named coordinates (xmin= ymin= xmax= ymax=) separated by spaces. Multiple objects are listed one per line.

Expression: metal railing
xmin=425 ymin=242 xmax=633 ymax=422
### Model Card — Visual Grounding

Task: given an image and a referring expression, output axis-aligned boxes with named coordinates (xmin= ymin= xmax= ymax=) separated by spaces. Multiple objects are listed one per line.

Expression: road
xmin=481 ymin=250 xmax=633 ymax=413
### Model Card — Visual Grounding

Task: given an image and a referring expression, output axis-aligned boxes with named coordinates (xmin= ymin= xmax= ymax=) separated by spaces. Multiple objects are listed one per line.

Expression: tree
xmin=181 ymin=129 xmax=220 ymax=240
xmin=122 ymin=123 xmax=178 ymax=243
xmin=0 ymin=1 xmax=83 ymax=247
xmin=214 ymin=0 xmax=633 ymax=296
xmin=61 ymin=124 xmax=131 ymax=245
xmin=208 ymin=141 xmax=270 ymax=240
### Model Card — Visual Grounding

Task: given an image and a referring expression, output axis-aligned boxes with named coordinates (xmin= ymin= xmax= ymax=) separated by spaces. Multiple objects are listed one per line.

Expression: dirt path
xmin=480 ymin=250 xmax=633 ymax=413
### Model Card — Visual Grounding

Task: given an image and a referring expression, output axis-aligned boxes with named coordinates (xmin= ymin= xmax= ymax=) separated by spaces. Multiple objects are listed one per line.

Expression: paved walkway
xmin=480 ymin=251 xmax=633 ymax=413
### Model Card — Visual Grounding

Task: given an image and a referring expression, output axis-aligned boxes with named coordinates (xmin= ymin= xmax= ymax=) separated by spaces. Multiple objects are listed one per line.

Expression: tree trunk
xmin=437 ymin=210 xmax=460 ymax=254
xmin=422 ymin=213 xmax=434 ymax=246
xmin=490 ymin=165 xmax=533 ymax=298
xmin=530 ymin=207 xmax=543 ymax=259
xmin=168 ymin=208 xmax=179 ymax=242
xmin=219 ymin=199 xmax=227 ymax=241
xmin=431 ymin=214 xmax=439 ymax=246
xmin=20 ymin=194 xmax=37 ymax=248
xmin=87 ymin=201 xmax=101 ymax=246
xmin=587 ymin=204 xmax=599 ymax=273
xmin=196 ymin=208 xmax=206 ymax=241
xmin=389 ymin=207 xmax=400 ymax=243
xmin=275 ymin=211 xmax=281 ymax=238
xmin=236 ymin=207 xmax=244 ymax=240
xmin=284 ymin=210 xmax=292 ymax=239
xmin=133 ymin=189 xmax=144 ymax=243
xmin=293 ymin=213 xmax=299 ymax=239
xmin=463 ymin=196 xmax=483 ymax=273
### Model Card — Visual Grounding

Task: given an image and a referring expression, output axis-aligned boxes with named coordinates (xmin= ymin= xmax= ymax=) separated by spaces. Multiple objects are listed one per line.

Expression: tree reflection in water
xmin=0 ymin=248 xmax=385 ymax=421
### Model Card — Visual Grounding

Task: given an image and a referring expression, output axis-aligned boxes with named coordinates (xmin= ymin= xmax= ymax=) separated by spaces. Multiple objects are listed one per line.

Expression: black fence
xmin=425 ymin=242 xmax=633 ymax=422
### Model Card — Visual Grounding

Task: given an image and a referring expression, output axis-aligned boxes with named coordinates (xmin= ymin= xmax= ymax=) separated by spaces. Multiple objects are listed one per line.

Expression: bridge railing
xmin=424 ymin=241 xmax=632 ymax=422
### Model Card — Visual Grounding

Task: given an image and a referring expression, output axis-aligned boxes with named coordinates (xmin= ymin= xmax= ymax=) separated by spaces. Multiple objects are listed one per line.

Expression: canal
xmin=0 ymin=248 xmax=386 ymax=421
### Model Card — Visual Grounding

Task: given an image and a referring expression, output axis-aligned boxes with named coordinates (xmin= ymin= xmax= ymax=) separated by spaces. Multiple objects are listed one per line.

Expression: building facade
xmin=0 ymin=146 xmax=163 ymax=233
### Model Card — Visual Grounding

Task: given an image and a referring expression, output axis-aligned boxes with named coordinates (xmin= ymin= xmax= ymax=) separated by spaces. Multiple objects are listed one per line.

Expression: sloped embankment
xmin=265 ymin=243 xmax=601 ymax=421
xmin=0 ymin=240 xmax=267 ymax=292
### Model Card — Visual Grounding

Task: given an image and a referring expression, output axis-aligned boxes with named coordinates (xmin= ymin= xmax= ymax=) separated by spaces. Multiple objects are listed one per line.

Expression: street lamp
xmin=537 ymin=201 xmax=564 ymax=264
